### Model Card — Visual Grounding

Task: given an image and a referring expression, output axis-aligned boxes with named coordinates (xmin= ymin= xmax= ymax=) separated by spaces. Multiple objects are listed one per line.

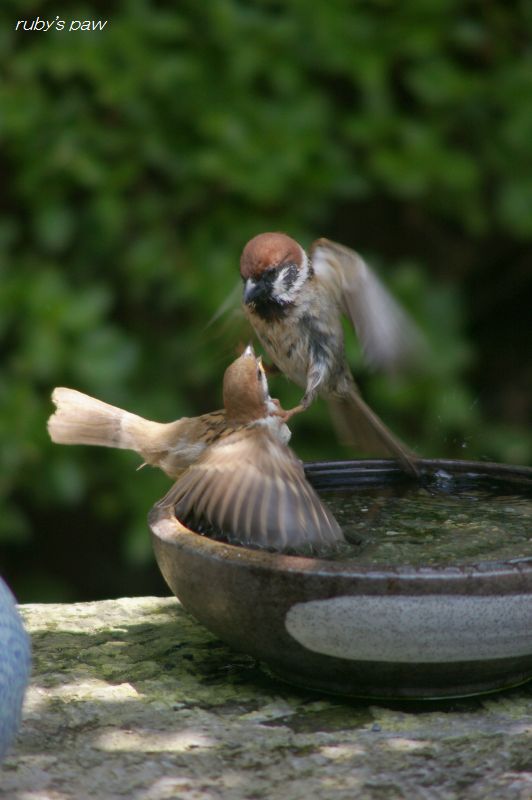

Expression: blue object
xmin=0 ymin=577 xmax=31 ymax=761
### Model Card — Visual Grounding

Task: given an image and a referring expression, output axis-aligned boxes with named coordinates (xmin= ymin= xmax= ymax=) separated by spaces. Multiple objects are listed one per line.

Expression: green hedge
xmin=1 ymin=1 xmax=531 ymax=599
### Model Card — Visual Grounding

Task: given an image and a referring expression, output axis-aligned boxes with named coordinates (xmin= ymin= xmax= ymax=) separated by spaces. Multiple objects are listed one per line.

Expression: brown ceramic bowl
xmin=149 ymin=459 xmax=532 ymax=699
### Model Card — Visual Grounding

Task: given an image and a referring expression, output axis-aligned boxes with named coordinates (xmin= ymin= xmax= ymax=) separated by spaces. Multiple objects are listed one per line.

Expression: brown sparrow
xmin=48 ymin=349 xmax=291 ymax=480
xmin=240 ymin=233 xmax=424 ymax=476
xmin=156 ymin=345 xmax=344 ymax=552
xmin=48 ymin=390 xmax=227 ymax=479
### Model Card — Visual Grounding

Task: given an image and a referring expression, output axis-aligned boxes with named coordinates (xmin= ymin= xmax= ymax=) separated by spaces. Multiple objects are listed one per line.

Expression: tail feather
xmin=47 ymin=388 xmax=165 ymax=453
xmin=327 ymin=392 xmax=419 ymax=476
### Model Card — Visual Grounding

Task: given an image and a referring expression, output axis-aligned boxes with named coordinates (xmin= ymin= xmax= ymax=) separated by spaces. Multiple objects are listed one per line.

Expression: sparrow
xmin=156 ymin=345 xmax=344 ymax=552
xmin=48 ymin=390 xmax=228 ymax=479
xmin=240 ymin=232 xmax=424 ymax=476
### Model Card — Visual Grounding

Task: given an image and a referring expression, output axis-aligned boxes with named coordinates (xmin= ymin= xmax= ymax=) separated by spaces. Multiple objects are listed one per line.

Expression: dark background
xmin=1 ymin=1 xmax=531 ymax=602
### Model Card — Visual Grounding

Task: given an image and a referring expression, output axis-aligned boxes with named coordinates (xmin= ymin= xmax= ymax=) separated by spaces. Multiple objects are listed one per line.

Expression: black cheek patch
xmin=253 ymin=300 xmax=292 ymax=321
xmin=282 ymin=263 xmax=298 ymax=289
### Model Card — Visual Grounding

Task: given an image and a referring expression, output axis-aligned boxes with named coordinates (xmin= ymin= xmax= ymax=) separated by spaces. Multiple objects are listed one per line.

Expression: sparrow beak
xmin=243 ymin=343 xmax=255 ymax=357
xmin=243 ymin=278 xmax=267 ymax=306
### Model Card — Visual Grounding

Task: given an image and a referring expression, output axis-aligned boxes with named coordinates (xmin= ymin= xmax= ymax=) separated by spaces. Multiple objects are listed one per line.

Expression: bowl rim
xmin=149 ymin=457 xmax=532 ymax=580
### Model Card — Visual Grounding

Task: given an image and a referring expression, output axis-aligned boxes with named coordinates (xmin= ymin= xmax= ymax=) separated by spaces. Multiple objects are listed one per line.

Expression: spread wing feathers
xmin=311 ymin=238 xmax=426 ymax=372
xmin=202 ymin=280 xmax=252 ymax=363
xmin=157 ymin=428 xmax=344 ymax=552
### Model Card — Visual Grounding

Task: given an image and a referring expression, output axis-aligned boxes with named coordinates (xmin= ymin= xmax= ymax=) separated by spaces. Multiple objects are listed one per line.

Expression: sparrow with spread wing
xmin=240 ymin=233 xmax=424 ymax=476
xmin=156 ymin=345 xmax=344 ymax=552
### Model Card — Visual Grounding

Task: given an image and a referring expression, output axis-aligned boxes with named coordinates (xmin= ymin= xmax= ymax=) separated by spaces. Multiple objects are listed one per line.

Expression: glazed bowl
xmin=149 ymin=459 xmax=532 ymax=699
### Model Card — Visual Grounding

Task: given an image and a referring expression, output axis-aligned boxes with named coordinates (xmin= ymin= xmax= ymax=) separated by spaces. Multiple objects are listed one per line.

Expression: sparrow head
xmin=223 ymin=344 xmax=271 ymax=424
xmin=240 ymin=232 xmax=311 ymax=319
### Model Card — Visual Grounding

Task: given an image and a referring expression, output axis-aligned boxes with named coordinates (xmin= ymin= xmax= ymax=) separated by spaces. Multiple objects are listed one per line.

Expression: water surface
xmin=323 ymin=472 xmax=532 ymax=566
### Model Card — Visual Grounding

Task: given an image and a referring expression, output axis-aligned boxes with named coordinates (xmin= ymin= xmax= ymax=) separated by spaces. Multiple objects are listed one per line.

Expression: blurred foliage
xmin=1 ymin=0 xmax=531 ymax=600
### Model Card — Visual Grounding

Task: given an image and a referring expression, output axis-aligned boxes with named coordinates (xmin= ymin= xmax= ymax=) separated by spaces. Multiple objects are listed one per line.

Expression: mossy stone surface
xmin=2 ymin=596 xmax=532 ymax=799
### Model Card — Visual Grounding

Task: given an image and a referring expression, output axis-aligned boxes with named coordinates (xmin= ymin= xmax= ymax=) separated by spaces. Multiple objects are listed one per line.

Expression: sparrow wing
xmin=204 ymin=279 xmax=244 ymax=330
xmin=311 ymin=238 xmax=425 ymax=372
xmin=157 ymin=427 xmax=344 ymax=552
xmin=200 ymin=280 xmax=253 ymax=368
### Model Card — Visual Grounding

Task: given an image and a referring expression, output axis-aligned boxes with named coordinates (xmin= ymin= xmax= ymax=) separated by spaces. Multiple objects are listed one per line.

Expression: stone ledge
xmin=2 ymin=596 xmax=532 ymax=799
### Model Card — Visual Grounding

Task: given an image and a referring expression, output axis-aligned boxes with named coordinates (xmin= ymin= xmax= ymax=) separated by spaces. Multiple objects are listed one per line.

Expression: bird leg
xmin=275 ymin=403 xmax=306 ymax=422
xmin=269 ymin=397 xmax=305 ymax=421
xmin=272 ymin=382 xmax=317 ymax=421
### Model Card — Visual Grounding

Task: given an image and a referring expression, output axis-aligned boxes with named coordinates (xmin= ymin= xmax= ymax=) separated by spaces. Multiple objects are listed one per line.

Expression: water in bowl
xmin=324 ymin=471 xmax=532 ymax=566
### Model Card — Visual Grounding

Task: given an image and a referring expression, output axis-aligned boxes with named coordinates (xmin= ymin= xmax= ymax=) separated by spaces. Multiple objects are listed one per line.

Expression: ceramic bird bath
xmin=149 ymin=458 xmax=532 ymax=700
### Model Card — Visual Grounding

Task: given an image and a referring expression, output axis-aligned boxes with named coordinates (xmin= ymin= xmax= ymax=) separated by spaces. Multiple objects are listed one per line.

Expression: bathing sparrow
xmin=156 ymin=345 xmax=344 ymax=552
xmin=48 ymin=345 xmax=290 ymax=480
xmin=240 ymin=233 xmax=424 ymax=476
